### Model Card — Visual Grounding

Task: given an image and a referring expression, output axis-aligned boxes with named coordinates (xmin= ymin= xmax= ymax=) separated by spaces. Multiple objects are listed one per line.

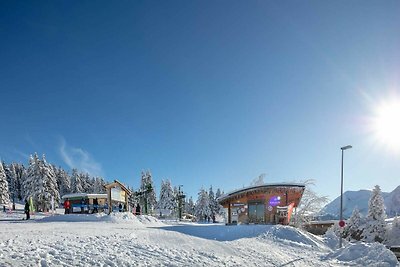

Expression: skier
xmin=64 ymin=198 xmax=70 ymax=214
xmin=24 ymin=199 xmax=30 ymax=220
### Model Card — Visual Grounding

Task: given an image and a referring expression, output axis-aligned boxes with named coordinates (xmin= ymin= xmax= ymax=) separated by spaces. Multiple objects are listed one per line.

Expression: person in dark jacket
xmin=24 ymin=200 xmax=30 ymax=220
xmin=93 ymin=198 xmax=98 ymax=213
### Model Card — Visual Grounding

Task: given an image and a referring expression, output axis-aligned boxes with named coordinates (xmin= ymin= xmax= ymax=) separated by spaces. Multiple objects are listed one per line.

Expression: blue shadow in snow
xmin=154 ymin=223 xmax=272 ymax=241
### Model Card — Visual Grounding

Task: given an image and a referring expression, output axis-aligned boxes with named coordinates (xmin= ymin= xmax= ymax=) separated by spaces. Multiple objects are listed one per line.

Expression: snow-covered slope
xmin=0 ymin=212 xmax=398 ymax=266
xmin=319 ymin=186 xmax=400 ymax=219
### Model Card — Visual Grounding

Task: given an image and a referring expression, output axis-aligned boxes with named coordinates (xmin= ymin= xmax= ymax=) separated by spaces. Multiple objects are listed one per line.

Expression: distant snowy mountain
xmin=318 ymin=186 xmax=400 ymax=219
xmin=385 ymin=185 xmax=400 ymax=217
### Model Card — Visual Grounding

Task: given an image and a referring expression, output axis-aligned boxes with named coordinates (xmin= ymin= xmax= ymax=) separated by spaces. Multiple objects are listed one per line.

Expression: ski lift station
xmin=218 ymin=183 xmax=305 ymax=225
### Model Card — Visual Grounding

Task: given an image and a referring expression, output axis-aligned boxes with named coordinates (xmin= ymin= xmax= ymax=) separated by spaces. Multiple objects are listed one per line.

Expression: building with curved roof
xmin=218 ymin=183 xmax=305 ymax=225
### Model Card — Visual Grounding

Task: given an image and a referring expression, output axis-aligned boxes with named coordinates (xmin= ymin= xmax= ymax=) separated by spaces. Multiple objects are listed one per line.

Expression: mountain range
xmin=318 ymin=185 xmax=400 ymax=219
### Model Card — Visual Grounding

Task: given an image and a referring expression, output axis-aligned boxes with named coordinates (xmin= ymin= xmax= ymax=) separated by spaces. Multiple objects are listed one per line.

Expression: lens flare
xmin=371 ymin=98 xmax=400 ymax=151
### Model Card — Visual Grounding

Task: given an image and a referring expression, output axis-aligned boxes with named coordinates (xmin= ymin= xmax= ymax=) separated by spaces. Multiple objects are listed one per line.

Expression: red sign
xmin=287 ymin=202 xmax=295 ymax=223
xmin=339 ymin=220 xmax=345 ymax=227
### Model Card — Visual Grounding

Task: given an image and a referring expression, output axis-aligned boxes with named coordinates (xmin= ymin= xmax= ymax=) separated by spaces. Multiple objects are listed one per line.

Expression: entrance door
xmin=248 ymin=202 xmax=265 ymax=223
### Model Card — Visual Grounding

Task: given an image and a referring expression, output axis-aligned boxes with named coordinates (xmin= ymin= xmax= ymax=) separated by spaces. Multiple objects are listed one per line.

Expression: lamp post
xmin=339 ymin=145 xmax=352 ymax=248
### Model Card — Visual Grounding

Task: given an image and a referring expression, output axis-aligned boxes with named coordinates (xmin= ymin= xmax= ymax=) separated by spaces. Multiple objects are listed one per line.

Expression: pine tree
xmin=0 ymin=161 xmax=10 ymax=205
xmin=12 ymin=163 xmax=25 ymax=200
xmin=54 ymin=166 xmax=71 ymax=197
xmin=362 ymin=185 xmax=387 ymax=243
xmin=41 ymin=155 xmax=60 ymax=209
xmin=157 ymin=179 xmax=176 ymax=216
xmin=23 ymin=154 xmax=60 ymax=211
xmin=3 ymin=162 xmax=16 ymax=204
xmin=215 ymin=188 xmax=224 ymax=216
xmin=81 ymin=173 xmax=93 ymax=193
xmin=345 ymin=207 xmax=363 ymax=241
xmin=195 ymin=188 xmax=211 ymax=222
xmin=92 ymin=177 xmax=106 ymax=193
xmin=70 ymin=169 xmax=84 ymax=193
xmin=184 ymin=196 xmax=195 ymax=215
xmin=208 ymin=186 xmax=218 ymax=222
xmin=140 ymin=170 xmax=157 ymax=214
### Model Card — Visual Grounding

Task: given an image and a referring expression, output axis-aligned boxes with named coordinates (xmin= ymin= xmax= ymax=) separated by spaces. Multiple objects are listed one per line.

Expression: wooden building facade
xmin=218 ymin=183 xmax=305 ymax=225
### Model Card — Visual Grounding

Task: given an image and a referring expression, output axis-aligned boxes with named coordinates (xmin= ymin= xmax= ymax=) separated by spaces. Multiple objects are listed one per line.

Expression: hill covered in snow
xmin=319 ymin=185 xmax=400 ymax=219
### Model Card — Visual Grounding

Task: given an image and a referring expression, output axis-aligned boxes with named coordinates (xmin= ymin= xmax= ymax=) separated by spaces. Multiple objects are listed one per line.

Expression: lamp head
xmin=341 ymin=145 xmax=352 ymax=150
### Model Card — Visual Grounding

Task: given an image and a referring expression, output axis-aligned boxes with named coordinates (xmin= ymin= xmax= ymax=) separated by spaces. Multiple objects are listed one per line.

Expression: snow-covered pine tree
xmin=345 ymin=207 xmax=363 ymax=241
xmin=362 ymin=185 xmax=387 ymax=243
xmin=157 ymin=179 xmax=176 ymax=216
xmin=215 ymin=188 xmax=224 ymax=216
xmin=195 ymin=188 xmax=211 ymax=222
xmin=23 ymin=154 xmax=40 ymax=203
xmin=70 ymin=169 xmax=84 ymax=193
xmin=92 ymin=177 xmax=106 ymax=193
xmin=184 ymin=196 xmax=195 ymax=216
xmin=12 ymin=163 xmax=25 ymax=200
xmin=385 ymin=216 xmax=400 ymax=246
xmin=54 ymin=166 xmax=71 ymax=197
xmin=128 ymin=186 xmax=140 ymax=210
xmin=0 ymin=161 xmax=10 ymax=205
xmin=3 ymin=161 xmax=16 ymax=203
xmin=140 ymin=170 xmax=157 ymax=214
xmin=208 ymin=186 xmax=218 ymax=222
xmin=81 ymin=173 xmax=93 ymax=193
xmin=41 ymin=155 xmax=60 ymax=209
xmin=23 ymin=154 xmax=60 ymax=211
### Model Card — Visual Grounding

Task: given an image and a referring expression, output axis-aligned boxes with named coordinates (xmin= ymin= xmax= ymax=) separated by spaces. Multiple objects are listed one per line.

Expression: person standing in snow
xmin=93 ymin=198 xmax=98 ymax=213
xmin=118 ymin=203 xmax=122 ymax=212
xmin=64 ymin=198 xmax=70 ymax=214
xmin=24 ymin=199 xmax=30 ymax=220
xmin=136 ymin=204 xmax=141 ymax=215
xmin=81 ymin=198 xmax=85 ymax=214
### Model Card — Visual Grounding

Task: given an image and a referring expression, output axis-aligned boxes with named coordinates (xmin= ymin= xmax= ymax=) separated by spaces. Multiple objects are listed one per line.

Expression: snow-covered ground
xmin=0 ymin=210 xmax=398 ymax=266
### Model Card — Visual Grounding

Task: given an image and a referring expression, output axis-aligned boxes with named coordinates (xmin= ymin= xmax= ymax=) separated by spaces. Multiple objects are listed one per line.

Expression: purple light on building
xmin=269 ymin=196 xmax=281 ymax=207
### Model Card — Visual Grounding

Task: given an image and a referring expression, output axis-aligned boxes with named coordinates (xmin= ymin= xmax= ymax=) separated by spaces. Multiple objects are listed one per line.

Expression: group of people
xmin=63 ymin=198 xmax=100 ymax=214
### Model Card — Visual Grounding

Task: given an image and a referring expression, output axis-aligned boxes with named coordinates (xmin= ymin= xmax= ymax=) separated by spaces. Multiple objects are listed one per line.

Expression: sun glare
xmin=371 ymin=98 xmax=400 ymax=151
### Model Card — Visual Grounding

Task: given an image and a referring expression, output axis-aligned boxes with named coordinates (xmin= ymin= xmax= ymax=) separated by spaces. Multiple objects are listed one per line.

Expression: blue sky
xmin=1 ymin=1 xmax=399 ymax=200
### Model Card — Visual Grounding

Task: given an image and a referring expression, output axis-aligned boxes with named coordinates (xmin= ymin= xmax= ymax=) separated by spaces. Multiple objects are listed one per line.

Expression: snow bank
xmin=324 ymin=242 xmax=399 ymax=267
xmin=102 ymin=212 xmax=164 ymax=226
xmin=257 ymin=225 xmax=326 ymax=249
xmin=37 ymin=212 xmax=164 ymax=226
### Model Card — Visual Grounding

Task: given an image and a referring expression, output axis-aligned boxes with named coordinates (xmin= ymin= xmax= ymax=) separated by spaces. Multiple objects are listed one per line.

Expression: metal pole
xmin=339 ymin=149 xmax=344 ymax=248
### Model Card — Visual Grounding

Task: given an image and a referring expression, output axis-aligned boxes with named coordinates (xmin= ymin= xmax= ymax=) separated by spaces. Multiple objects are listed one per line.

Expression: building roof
xmin=217 ymin=183 xmax=305 ymax=203
xmin=104 ymin=179 xmax=132 ymax=194
xmin=61 ymin=193 xmax=107 ymax=199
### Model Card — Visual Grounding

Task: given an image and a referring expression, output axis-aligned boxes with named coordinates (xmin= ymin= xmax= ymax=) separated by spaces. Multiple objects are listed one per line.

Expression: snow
xmin=0 ymin=210 xmax=399 ymax=266
xmin=324 ymin=242 xmax=399 ymax=266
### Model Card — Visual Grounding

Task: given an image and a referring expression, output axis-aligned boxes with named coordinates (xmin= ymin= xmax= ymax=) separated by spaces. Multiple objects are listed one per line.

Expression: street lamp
xmin=339 ymin=145 xmax=352 ymax=248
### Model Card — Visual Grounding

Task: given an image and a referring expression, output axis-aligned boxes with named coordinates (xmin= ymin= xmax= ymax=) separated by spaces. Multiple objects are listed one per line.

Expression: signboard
xmin=269 ymin=196 xmax=281 ymax=207
xmin=111 ymin=186 xmax=126 ymax=202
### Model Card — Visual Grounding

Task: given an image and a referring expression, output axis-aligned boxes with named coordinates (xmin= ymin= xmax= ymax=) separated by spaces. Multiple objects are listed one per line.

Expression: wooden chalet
xmin=218 ymin=183 xmax=305 ymax=225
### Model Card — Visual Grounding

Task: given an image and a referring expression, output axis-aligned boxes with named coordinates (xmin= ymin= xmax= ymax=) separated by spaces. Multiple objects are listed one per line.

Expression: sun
xmin=370 ymin=98 xmax=400 ymax=151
